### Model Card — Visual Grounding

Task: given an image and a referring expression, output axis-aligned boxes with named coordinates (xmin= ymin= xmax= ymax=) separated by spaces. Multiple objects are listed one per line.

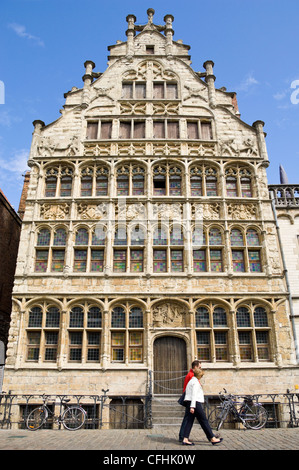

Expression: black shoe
xmin=210 ymin=438 xmax=223 ymax=446
xmin=182 ymin=441 xmax=195 ymax=446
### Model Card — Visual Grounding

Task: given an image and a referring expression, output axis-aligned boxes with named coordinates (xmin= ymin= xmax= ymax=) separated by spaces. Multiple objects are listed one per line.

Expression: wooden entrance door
xmin=153 ymin=336 xmax=187 ymax=394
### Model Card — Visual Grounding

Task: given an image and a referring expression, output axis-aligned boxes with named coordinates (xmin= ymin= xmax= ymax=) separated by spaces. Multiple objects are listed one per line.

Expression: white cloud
xmin=8 ymin=23 xmax=45 ymax=46
xmin=236 ymin=73 xmax=259 ymax=92
xmin=0 ymin=149 xmax=29 ymax=175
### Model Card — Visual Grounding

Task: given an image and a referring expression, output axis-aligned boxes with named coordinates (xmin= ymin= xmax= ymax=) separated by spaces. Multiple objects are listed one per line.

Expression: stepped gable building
xmin=3 ymin=9 xmax=298 ymax=408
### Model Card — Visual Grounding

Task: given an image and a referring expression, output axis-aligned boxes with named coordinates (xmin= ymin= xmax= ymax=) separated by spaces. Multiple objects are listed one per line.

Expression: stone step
xmin=151 ymin=395 xmax=185 ymax=425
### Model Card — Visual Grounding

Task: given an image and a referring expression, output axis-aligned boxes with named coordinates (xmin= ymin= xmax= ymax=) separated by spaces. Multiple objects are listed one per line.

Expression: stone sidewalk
xmin=0 ymin=426 xmax=298 ymax=451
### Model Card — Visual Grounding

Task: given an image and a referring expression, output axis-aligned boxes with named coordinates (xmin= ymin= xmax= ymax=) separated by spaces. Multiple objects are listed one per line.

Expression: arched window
xmin=195 ymin=304 xmax=229 ymax=361
xmin=236 ymin=305 xmax=271 ymax=361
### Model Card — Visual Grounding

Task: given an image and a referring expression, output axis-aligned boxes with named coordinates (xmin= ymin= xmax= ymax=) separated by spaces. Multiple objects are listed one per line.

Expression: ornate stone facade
xmin=3 ymin=10 xmax=298 ymax=408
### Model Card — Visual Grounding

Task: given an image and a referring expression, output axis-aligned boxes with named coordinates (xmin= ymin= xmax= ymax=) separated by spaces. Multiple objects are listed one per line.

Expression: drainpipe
xmin=270 ymin=190 xmax=299 ymax=364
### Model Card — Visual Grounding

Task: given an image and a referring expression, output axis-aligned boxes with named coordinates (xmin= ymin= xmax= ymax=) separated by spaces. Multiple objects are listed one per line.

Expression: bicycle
xmin=208 ymin=389 xmax=268 ymax=431
xmin=26 ymin=395 xmax=87 ymax=431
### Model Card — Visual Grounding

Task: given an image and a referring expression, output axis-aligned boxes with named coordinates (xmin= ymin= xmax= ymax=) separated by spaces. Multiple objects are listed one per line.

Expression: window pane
xmin=100 ymin=121 xmax=112 ymax=139
xmin=226 ymin=177 xmax=237 ymax=197
xmin=135 ymin=83 xmax=146 ymax=99
xmin=153 ymin=121 xmax=165 ymax=138
xmin=81 ymin=176 xmax=92 ymax=196
xmin=130 ymin=249 xmax=144 ymax=272
xmin=192 ymin=228 xmax=206 ymax=246
xmin=69 ymin=307 xmax=84 ymax=328
xmin=35 ymin=250 xmax=49 ymax=272
xmin=195 ymin=307 xmax=209 ymax=327
xmin=166 ymin=83 xmax=178 ymax=99
xmin=131 ymin=227 xmax=145 ymax=245
xmin=206 ymin=177 xmax=217 ymax=196
xmin=170 ymin=227 xmax=183 ymax=245
xmin=129 ymin=307 xmax=143 ymax=328
xmin=96 ymin=176 xmax=108 ymax=196
xmin=171 ymin=249 xmax=183 ymax=272
xmin=92 ymin=229 xmax=106 ymax=246
xmin=187 ymin=122 xmax=199 ymax=139
xmin=46 ymin=307 xmax=60 ymax=328
xmin=75 ymin=228 xmax=89 ymax=245
xmin=210 ymin=250 xmax=223 ymax=272
xmin=88 ymin=307 xmax=102 ymax=328
xmin=153 ymin=175 xmax=166 ymax=195
xmin=201 ymin=122 xmax=212 ymax=139
xmin=91 ymin=250 xmax=104 ymax=272
xmin=74 ymin=249 xmax=87 ymax=272
xmin=133 ymin=121 xmax=145 ymax=138
xmin=117 ymin=176 xmax=129 ymax=196
xmin=114 ymin=227 xmax=127 ymax=245
xmin=153 ymin=249 xmax=167 ymax=272
xmin=246 ymin=229 xmax=260 ymax=246
xmin=167 ymin=121 xmax=179 ymax=139
xmin=241 ymin=178 xmax=252 ymax=197
xmin=53 ymin=229 xmax=67 ymax=246
xmin=256 ymin=331 xmax=270 ymax=360
xmin=51 ymin=250 xmax=65 ymax=272
xmin=231 ymin=229 xmax=244 ymax=247
xmin=215 ymin=332 xmax=228 ymax=361
xmin=238 ymin=332 xmax=252 ymax=361
xmin=113 ymin=250 xmax=126 ymax=272
xmin=169 ymin=175 xmax=181 ymax=195
xmin=28 ymin=307 xmax=42 ymax=327
xmin=196 ymin=332 xmax=210 ymax=361
xmin=132 ymin=175 xmax=144 ymax=195
xmin=27 ymin=332 xmax=40 ymax=361
xmin=209 ymin=228 xmax=222 ymax=245
xmin=193 ymin=249 xmax=206 ymax=272
xmin=232 ymin=250 xmax=245 ymax=272
xmin=249 ymin=251 xmax=261 ymax=272
xmin=122 ymin=83 xmax=133 ymax=99
xmin=111 ymin=307 xmax=125 ymax=328
xmin=153 ymin=227 xmax=167 ymax=245
xmin=213 ymin=307 xmax=227 ymax=327
xmin=236 ymin=307 xmax=251 ymax=327
xmin=86 ymin=122 xmax=98 ymax=139
xmin=254 ymin=307 xmax=268 ymax=327
xmin=45 ymin=176 xmax=57 ymax=197
xmin=119 ymin=122 xmax=131 ymax=139
xmin=153 ymin=83 xmax=164 ymax=99
xmin=37 ymin=229 xmax=50 ymax=246
xmin=60 ymin=176 xmax=72 ymax=197
xmin=191 ymin=176 xmax=202 ymax=196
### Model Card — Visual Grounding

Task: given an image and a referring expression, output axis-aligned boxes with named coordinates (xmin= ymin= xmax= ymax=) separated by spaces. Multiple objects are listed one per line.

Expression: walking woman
xmin=182 ymin=369 xmax=223 ymax=446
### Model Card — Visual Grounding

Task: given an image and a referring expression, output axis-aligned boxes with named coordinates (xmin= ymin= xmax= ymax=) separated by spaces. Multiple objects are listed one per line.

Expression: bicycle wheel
xmin=208 ymin=406 xmax=227 ymax=431
xmin=26 ymin=407 xmax=48 ymax=430
xmin=243 ymin=404 xmax=268 ymax=429
xmin=62 ymin=406 xmax=86 ymax=430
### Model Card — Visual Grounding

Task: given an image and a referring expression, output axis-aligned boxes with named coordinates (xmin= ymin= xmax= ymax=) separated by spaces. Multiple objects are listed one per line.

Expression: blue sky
xmin=1 ymin=0 xmax=299 ymax=210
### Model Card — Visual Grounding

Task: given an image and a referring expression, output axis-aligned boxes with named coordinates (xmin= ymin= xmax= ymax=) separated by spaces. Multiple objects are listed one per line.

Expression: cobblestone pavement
xmin=0 ymin=426 xmax=298 ymax=452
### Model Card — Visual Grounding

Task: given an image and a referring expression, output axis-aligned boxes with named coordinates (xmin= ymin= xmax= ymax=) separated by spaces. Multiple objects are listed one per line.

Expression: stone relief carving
xmin=152 ymin=302 xmax=187 ymax=327
xmin=37 ymin=135 xmax=80 ymax=156
xmin=218 ymin=138 xmax=258 ymax=157
xmin=40 ymin=203 xmax=70 ymax=220
xmin=192 ymin=203 xmax=220 ymax=220
xmin=116 ymin=202 xmax=146 ymax=221
xmin=227 ymin=203 xmax=257 ymax=220
xmin=77 ymin=202 xmax=108 ymax=220
xmin=152 ymin=203 xmax=182 ymax=220
xmin=183 ymin=84 xmax=208 ymax=102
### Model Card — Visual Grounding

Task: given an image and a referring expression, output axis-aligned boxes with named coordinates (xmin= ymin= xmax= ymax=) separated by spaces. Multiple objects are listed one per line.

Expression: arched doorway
xmin=153 ymin=336 xmax=187 ymax=395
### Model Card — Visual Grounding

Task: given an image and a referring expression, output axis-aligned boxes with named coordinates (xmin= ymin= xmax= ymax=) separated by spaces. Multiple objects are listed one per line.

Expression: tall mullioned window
xmin=230 ymin=228 xmax=262 ymax=273
xmin=35 ymin=227 xmax=67 ymax=273
xmin=195 ymin=304 xmax=229 ymax=362
xmin=111 ymin=305 xmax=144 ymax=363
xmin=236 ymin=306 xmax=271 ymax=361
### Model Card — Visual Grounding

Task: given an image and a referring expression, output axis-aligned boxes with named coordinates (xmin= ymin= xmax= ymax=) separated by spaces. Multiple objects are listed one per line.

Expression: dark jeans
xmin=183 ymin=401 xmax=215 ymax=441
xmin=179 ymin=407 xmax=189 ymax=441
